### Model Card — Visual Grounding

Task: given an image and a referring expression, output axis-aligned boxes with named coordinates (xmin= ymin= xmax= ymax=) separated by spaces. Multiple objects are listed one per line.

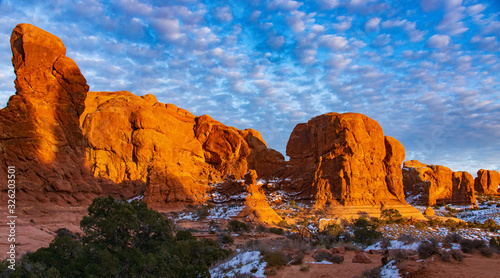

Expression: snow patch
xmin=380 ymin=260 xmax=401 ymax=278
xmin=210 ymin=251 xmax=266 ymax=278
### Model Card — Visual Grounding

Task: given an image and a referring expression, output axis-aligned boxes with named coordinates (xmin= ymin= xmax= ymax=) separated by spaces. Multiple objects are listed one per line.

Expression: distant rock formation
xmin=403 ymin=160 xmax=476 ymax=206
xmin=81 ymin=91 xmax=284 ymax=203
xmin=474 ymin=169 xmax=500 ymax=195
xmin=282 ymin=112 xmax=408 ymax=207
xmin=0 ymin=24 xmax=100 ymax=205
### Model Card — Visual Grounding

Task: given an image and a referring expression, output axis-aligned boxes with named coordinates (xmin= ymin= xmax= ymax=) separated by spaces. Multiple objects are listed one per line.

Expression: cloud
xmin=268 ymin=0 xmax=303 ymax=11
xmin=324 ymin=54 xmax=351 ymax=69
xmin=286 ymin=11 xmax=306 ymax=33
xmin=318 ymin=0 xmax=339 ymax=10
xmin=332 ymin=16 xmax=352 ymax=32
xmin=381 ymin=19 xmax=426 ymax=42
xmin=467 ymin=4 xmax=486 ymax=15
xmin=318 ymin=35 xmax=348 ymax=50
xmin=426 ymin=34 xmax=451 ymax=48
xmin=364 ymin=17 xmax=381 ymax=32
xmin=214 ymin=6 xmax=233 ymax=22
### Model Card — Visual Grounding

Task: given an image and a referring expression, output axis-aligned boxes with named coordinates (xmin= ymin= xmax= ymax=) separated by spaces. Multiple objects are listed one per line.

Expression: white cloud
xmin=381 ymin=19 xmax=426 ymax=42
xmin=324 ymin=54 xmax=351 ymax=69
xmin=436 ymin=6 xmax=468 ymax=36
xmin=268 ymin=0 xmax=303 ymax=11
xmin=332 ymin=16 xmax=352 ymax=32
xmin=427 ymin=34 xmax=451 ymax=48
xmin=311 ymin=24 xmax=326 ymax=33
xmin=467 ymin=4 xmax=485 ymax=16
xmin=318 ymin=0 xmax=339 ymax=9
xmin=286 ymin=11 xmax=306 ymax=33
xmin=365 ymin=17 xmax=381 ymax=32
xmin=214 ymin=6 xmax=233 ymax=22
xmin=267 ymin=34 xmax=286 ymax=49
xmin=319 ymin=35 xmax=348 ymax=50
xmin=153 ymin=18 xmax=183 ymax=41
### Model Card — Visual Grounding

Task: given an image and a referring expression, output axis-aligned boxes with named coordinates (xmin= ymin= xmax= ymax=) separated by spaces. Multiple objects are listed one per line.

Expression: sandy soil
xmin=0 ymin=204 xmax=87 ymax=260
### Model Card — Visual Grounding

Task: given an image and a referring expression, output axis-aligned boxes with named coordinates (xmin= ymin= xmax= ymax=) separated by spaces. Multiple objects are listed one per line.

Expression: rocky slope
xmin=403 ymin=160 xmax=476 ymax=206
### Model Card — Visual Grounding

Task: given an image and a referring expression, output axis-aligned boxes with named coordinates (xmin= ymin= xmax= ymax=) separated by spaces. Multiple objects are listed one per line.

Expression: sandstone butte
xmin=279 ymin=112 xmax=425 ymax=220
xmin=402 ymin=160 xmax=476 ymax=206
xmin=0 ymin=23 xmax=428 ymax=222
xmin=475 ymin=169 xmax=500 ymax=196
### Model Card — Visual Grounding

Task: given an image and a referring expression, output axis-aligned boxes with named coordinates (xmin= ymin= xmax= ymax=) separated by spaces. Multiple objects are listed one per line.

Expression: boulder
xmin=403 ymin=160 xmax=476 ymax=206
xmin=0 ymin=24 xmax=100 ymax=204
xmin=475 ymin=169 xmax=500 ymax=196
xmin=424 ymin=206 xmax=435 ymax=216
xmin=352 ymin=252 xmax=372 ymax=263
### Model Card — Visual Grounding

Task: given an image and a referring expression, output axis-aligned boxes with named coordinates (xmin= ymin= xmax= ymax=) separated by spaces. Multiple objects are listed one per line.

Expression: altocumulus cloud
xmin=0 ymin=0 xmax=499 ymax=175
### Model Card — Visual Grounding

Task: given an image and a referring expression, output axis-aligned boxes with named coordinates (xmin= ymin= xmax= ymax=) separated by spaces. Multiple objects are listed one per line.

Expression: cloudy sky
xmin=0 ymin=0 xmax=499 ymax=174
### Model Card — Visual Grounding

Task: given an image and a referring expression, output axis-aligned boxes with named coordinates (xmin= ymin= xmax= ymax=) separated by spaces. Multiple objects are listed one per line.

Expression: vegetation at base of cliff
xmin=0 ymin=196 xmax=230 ymax=278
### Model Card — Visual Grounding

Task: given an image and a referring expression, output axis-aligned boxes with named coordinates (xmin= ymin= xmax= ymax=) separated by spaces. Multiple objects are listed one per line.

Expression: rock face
xmin=0 ymin=24 xmax=100 ymax=205
xmin=283 ymin=112 xmax=407 ymax=207
xmin=475 ymin=169 xmax=500 ymax=195
xmin=403 ymin=160 xmax=476 ymax=206
xmin=81 ymin=91 xmax=284 ymax=203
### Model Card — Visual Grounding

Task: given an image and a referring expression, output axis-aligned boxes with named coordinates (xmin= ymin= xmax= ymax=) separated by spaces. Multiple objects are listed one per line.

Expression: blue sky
xmin=0 ymin=0 xmax=499 ymax=175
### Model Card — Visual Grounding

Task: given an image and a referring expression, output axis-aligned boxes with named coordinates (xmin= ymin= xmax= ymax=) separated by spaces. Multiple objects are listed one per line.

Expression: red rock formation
xmin=475 ymin=169 xmax=500 ymax=195
xmin=81 ymin=92 xmax=284 ymax=203
xmin=403 ymin=160 xmax=476 ymax=206
xmin=452 ymin=171 xmax=476 ymax=205
xmin=0 ymin=24 xmax=100 ymax=205
xmin=277 ymin=112 xmax=427 ymax=220
xmin=283 ymin=112 xmax=407 ymax=207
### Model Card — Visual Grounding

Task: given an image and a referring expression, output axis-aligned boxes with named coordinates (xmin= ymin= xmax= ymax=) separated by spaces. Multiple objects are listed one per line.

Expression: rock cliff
xmin=0 ymin=24 xmax=100 ymax=205
xmin=282 ymin=112 xmax=408 ymax=208
xmin=403 ymin=160 xmax=476 ymax=206
xmin=474 ymin=169 xmax=500 ymax=196
xmin=81 ymin=91 xmax=284 ymax=203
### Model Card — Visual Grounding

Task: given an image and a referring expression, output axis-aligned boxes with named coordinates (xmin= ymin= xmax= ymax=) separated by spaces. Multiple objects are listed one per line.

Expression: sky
xmin=0 ymin=0 xmax=499 ymax=175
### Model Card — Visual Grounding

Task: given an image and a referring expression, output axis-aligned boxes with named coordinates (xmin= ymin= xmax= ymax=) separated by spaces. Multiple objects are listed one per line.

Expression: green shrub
xmin=219 ymin=233 xmax=234 ymax=245
xmin=444 ymin=233 xmax=462 ymax=243
xmin=2 ymin=196 xmax=231 ymax=278
xmin=381 ymin=208 xmax=404 ymax=224
xmin=353 ymin=217 xmax=382 ymax=246
xmin=439 ymin=251 xmax=451 ymax=262
xmin=227 ymin=220 xmax=250 ymax=233
xmin=482 ymin=219 xmax=500 ymax=232
xmin=414 ymin=221 xmax=427 ymax=229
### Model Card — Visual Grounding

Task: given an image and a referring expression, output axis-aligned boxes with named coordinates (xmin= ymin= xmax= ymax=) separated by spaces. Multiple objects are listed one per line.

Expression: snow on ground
xmin=457 ymin=207 xmax=500 ymax=225
xmin=210 ymin=251 xmax=267 ymax=278
xmin=380 ymin=260 xmax=401 ymax=278
xmin=127 ymin=195 xmax=144 ymax=202
xmin=365 ymin=240 xmax=420 ymax=251
xmin=175 ymin=204 xmax=243 ymax=221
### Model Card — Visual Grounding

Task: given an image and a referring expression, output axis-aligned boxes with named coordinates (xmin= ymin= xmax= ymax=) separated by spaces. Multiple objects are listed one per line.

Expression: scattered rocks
xmin=352 ymin=252 xmax=372 ymax=263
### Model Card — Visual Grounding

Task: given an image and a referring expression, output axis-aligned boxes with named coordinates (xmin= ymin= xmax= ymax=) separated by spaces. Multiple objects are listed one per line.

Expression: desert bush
xmin=489 ymin=236 xmax=500 ymax=249
xmin=313 ymin=251 xmax=344 ymax=264
xmin=418 ymin=240 xmax=438 ymax=259
xmin=176 ymin=230 xmax=196 ymax=241
xmin=380 ymin=237 xmax=392 ymax=250
xmin=353 ymin=217 xmax=382 ymax=246
xmin=390 ymin=249 xmax=409 ymax=263
xmin=459 ymin=239 xmax=486 ymax=254
xmin=398 ymin=234 xmax=418 ymax=244
xmin=480 ymin=247 xmax=494 ymax=258
xmin=414 ymin=221 xmax=427 ymax=229
xmin=269 ymin=227 xmax=284 ymax=235
xmin=195 ymin=205 xmax=211 ymax=220
xmin=482 ymin=219 xmax=500 ymax=232
xmin=439 ymin=251 xmax=451 ymax=262
xmin=289 ymin=253 xmax=305 ymax=265
xmin=444 ymin=219 xmax=458 ymax=230
xmin=262 ymin=251 xmax=290 ymax=267
xmin=227 ymin=220 xmax=250 ymax=233
xmin=427 ymin=218 xmax=443 ymax=227
xmin=450 ymin=249 xmax=464 ymax=262
xmin=381 ymin=209 xmax=404 ymax=224
xmin=277 ymin=220 xmax=290 ymax=229
xmin=219 ymin=233 xmax=234 ymax=245
xmin=444 ymin=233 xmax=462 ymax=244
xmin=299 ymin=265 xmax=310 ymax=272
xmin=357 ymin=266 xmax=382 ymax=278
